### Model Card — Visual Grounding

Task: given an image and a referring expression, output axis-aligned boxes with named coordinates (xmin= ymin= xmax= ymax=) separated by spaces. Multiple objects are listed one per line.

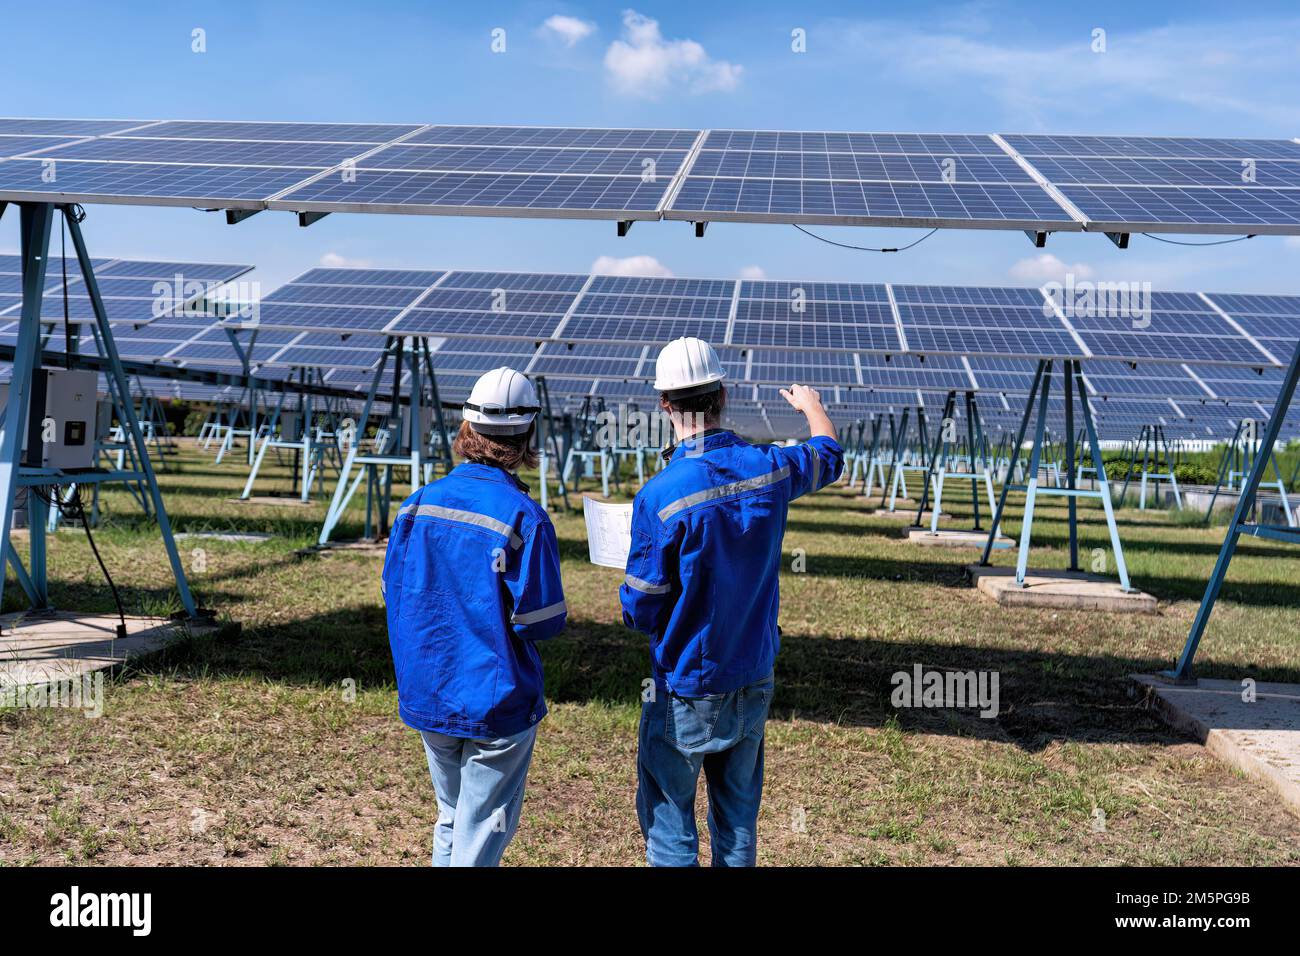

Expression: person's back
xmin=619 ymin=337 xmax=843 ymax=867
xmin=383 ymin=367 xmax=564 ymax=867
xmin=624 ymin=431 xmax=835 ymax=696
xmin=385 ymin=462 xmax=562 ymax=737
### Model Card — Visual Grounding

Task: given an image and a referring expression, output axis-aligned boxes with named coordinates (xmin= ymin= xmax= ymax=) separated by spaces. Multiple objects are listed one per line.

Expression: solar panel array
xmin=4 ymin=119 xmax=1300 ymax=235
xmin=199 ymin=265 xmax=1299 ymax=443
xmin=265 ymin=267 xmax=1280 ymax=372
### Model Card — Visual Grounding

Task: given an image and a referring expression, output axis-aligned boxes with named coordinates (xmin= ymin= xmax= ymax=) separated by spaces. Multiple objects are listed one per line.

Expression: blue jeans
xmin=636 ymin=672 xmax=774 ymax=867
xmin=418 ymin=725 xmax=537 ymax=867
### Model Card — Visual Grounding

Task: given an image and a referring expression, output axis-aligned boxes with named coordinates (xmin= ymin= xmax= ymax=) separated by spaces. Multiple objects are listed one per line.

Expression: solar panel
xmin=277 ymin=171 xmax=670 ymax=218
xmin=1080 ymin=360 xmax=1210 ymax=400
xmin=0 ymin=159 xmax=321 ymax=208
xmin=0 ymin=120 xmax=691 ymax=219
xmin=1056 ymin=301 xmax=1276 ymax=366
xmin=857 ymin=353 xmax=972 ymax=391
xmin=964 ymin=356 xmax=1043 ymax=393
xmin=1185 ymin=364 xmax=1290 ymax=402
xmin=664 ymin=128 xmax=1080 ymax=230
xmin=297 ymin=267 xmax=446 ymax=287
xmin=0 ymin=255 xmax=251 ymax=326
xmin=1201 ymin=291 xmax=1299 ymax=364
xmin=1002 ymin=134 xmax=1300 ymax=234
xmin=894 ymin=285 xmax=1083 ymax=360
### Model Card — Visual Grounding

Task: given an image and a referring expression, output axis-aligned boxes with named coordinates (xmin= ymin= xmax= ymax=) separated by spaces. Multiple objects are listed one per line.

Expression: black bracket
xmin=1023 ymin=229 xmax=1048 ymax=248
xmin=225 ymin=208 xmax=261 ymax=225
xmin=1106 ymin=231 xmax=1130 ymax=249
xmin=694 ymin=221 xmax=707 ymax=238
xmin=616 ymin=220 xmax=633 ymax=237
xmin=298 ymin=211 xmax=331 ymax=227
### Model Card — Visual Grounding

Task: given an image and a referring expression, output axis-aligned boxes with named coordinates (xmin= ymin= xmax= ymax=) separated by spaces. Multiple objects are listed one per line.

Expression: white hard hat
xmin=653 ymin=337 xmax=725 ymax=398
xmin=463 ymin=367 xmax=540 ymax=435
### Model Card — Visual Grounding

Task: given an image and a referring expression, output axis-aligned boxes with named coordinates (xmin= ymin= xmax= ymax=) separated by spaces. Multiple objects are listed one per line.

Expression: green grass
xmin=0 ymin=438 xmax=1298 ymax=866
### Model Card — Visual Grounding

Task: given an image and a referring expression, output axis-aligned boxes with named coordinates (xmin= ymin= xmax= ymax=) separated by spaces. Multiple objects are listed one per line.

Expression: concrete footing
xmin=966 ymin=565 xmax=1157 ymax=613
xmin=903 ymin=527 xmax=1013 ymax=549
xmin=0 ymin=610 xmax=218 ymax=687
xmin=865 ymin=506 xmax=915 ymax=518
xmin=1132 ymin=674 xmax=1300 ymax=817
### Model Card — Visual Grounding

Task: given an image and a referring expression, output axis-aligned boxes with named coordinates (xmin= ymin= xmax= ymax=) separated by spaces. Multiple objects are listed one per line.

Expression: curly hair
xmin=452 ymin=420 xmax=539 ymax=472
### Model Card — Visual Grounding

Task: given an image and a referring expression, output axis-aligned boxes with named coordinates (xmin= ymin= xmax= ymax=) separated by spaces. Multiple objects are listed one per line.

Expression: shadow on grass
xmin=123 ymin=605 xmax=1300 ymax=756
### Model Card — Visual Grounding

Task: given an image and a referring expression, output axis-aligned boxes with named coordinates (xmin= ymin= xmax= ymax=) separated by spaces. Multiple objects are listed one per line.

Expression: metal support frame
xmin=914 ymin=391 xmax=1000 ymax=538
xmin=979 ymin=359 xmax=1131 ymax=591
xmin=1169 ymin=336 xmax=1300 ymax=680
xmin=535 ymin=377 xmax=570 ymax=512
xmin=1117 ymin=423 xmax=1183 ymax=510
xmin=317 ymin=336 xmax=453 ymax=546
xmin=885 ymin=407 xmax=932 ymax=512
xmin=1202 ymin=418 xmax=1292 ymax=528
xmin=0 ymin=202 xmax=198 ymax=621
xmin=562 ymin=396 xmax=619 ymax=497
xmin=877 ymin=409 xmax=908 ymax=508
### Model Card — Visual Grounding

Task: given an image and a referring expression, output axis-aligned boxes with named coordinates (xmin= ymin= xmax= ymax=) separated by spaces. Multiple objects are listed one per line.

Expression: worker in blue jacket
xmin=620 ymin=337 xmax=844 ymax=867
xmin=383 ymin=367 xmax=566 ymax=867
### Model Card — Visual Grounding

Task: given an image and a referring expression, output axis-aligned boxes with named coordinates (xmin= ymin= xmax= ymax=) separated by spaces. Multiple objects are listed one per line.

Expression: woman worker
xmin=382 ymin=367 xmax=566 ymax=866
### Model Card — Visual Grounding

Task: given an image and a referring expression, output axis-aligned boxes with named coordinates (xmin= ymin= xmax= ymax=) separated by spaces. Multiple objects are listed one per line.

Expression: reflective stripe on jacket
xmin=619 ymin=430 xmax=844 ymax=697
xmin=383 ymin=462 xmax=566 ymax=738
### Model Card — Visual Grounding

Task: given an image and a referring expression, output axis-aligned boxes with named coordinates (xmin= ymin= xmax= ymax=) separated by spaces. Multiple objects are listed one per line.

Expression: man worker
xmin=619 ymin=336 xmax=844 ymax=867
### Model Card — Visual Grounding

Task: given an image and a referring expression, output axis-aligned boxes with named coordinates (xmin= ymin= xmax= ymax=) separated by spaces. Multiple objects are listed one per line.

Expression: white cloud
xmin=591 ymin=254 xmax=674 ymax=277
xmin=319 ymin=252 xmax=371 ymax=268
xmin=540 ymin=14 xmax=596 ymax=47
xmin=825 ymin=16 xmax=1300 ymax=127
xmin=738 ymin=265 xmax=767 ymax=280
xmin=604 ymin=10 xmax=742 ymax=98
xmin=1008 ymin=253 xmax=1095 ymax=285
xmin=1285 ymin=236 xmax=1300 ymax=250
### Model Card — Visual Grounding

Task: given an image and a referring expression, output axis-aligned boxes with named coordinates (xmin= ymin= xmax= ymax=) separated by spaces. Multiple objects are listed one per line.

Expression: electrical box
xmin=96 ymin=399 xmax=114 ymax=443
xmin=0 ymin=368 xmax=100 ymax=471
xmin=400 ymin=405 xmax=435 ymax=443
xmin=39 ymin=369 xmax=98 ymax=469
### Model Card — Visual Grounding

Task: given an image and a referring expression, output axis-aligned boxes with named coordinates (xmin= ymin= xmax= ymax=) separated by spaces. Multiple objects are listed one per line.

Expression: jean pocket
xmin=665 ymin=694 xmax=726 ymax=751
xmin=742 ymin=677 xmax=774 ymax=738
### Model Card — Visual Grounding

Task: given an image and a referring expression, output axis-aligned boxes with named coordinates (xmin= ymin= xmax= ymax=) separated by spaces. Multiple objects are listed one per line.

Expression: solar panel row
xmin=3 ymin=119 xmax=1299 ymax=235
xmin=244 ymin=267 xmax=1282 ymax=372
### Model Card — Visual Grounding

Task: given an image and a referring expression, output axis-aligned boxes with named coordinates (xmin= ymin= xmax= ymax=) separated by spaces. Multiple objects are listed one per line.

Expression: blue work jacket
xmin=383 ymin=462 xmax=566 ymax=739
xmin=620 ymin=430 xmax=844 ymax=697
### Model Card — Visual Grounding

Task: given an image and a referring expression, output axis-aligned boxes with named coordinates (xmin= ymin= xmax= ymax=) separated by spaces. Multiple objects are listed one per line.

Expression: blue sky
xmin=5 ymin=0 xmax=1300 ymax=294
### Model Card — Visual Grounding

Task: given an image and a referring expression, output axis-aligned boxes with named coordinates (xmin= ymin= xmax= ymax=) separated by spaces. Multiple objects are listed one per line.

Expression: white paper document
xmin=582 ymin=496 xmax=633 ymax=569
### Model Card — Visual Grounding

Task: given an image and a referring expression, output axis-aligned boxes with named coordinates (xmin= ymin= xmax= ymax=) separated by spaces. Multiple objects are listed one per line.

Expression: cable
xmin=61 ymin=215 xmax=72 ymax=366
xmin=792 ymin=223 xmax=939 ymax=253
xmin=32 ymin=484 xmax=128 ymax=640
xmin=1139 ymin=233 xmax=1257 ymax=246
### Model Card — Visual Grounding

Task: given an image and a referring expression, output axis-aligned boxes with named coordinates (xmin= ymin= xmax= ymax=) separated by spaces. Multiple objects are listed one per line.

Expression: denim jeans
xmin=419 ymin=724 xmax=538 ymax=867
xmin=636 ymin=672 xmax=774 ymax=867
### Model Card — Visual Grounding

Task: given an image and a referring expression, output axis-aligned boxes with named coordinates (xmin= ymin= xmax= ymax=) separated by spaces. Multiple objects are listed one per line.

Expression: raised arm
xmin=780 ymin=383 xmax=837 ymax=442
